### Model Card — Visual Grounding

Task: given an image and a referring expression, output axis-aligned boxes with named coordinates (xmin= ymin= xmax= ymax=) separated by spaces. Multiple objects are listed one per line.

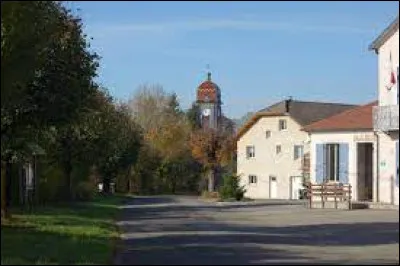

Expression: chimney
xmin=285 ymin=96 xmax=293 ymax=113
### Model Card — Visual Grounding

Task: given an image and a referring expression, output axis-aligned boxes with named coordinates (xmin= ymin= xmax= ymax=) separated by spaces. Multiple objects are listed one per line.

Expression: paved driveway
xmin=114 ymin=196 xmax=399 ymax=265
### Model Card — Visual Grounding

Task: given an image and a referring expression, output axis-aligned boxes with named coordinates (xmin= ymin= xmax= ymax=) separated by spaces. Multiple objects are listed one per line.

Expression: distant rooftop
xmin=258 ymin=99 xmax=358 ymax=126
xmin=369 ymin=16 xmax=399 ymax=52
xmin=235 ymin=99 xmax=357 ymax=141
xmin=302 ymin=101 xmax=378 ymax=132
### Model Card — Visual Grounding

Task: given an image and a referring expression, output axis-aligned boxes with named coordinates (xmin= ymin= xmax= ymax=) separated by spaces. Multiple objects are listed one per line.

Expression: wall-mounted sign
xmin=354 ymin=133 xmax=375 ymax=142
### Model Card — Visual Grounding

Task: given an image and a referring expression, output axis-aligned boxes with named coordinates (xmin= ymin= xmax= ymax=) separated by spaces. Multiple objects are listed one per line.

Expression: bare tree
xmin=127 ymin=84 xmax=170 ymax=133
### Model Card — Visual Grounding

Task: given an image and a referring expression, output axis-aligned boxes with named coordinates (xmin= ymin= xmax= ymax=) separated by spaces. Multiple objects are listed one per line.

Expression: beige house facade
xmin=236 ymin=99 xmax=356 ymax=200
xmin=304 ymin=102 xmax=377 ymax=202
xmin=370 ymin=16 xmax=399 ymax=205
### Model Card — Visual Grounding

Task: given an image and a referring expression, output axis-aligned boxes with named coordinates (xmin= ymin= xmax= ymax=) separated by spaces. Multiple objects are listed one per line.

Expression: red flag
xmin=387 ymin=52 xmax=397 ymax=90
xmin=390 ymin=69 xmax=396 ymax=86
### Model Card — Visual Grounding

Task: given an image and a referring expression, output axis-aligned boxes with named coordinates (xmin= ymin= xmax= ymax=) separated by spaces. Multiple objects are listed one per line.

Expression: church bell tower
xmin=196 ymin=72 xmax=222 ymax=130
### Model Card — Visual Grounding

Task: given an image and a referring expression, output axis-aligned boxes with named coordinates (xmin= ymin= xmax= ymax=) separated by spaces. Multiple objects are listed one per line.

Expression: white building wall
xmin=237 ymin=115 xmax=309 ymax=199
xmin=376 ymin=23 xmax=399 ymax=205
xmin=377 ymin=29 xmax=399 ymax=106
xmin=376 ymin=131 xmax=399 ymax=205
xmin=309 ymin=131 xmax=376 ymax=202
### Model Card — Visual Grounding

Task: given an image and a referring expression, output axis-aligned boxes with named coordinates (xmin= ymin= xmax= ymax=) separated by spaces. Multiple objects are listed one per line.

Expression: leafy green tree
xmin=1 ymin=1 xmax=61 ymax=114
xmin=1 ymin=1 xmax=99 ymax=216
xmin=130 ymin=144 xmax=162 ymax=194
xmin=95 ymin=103 xmax=142 ymax=194
xmin=186 ymin=102 xmax=201 ymax=130
xmin=1 ymin=1 xmax=99 ymax=161
xmin=219 ymin=173 xmax=246 ymax=201
xmin=42 ymin=88 xmax=108 ymax=200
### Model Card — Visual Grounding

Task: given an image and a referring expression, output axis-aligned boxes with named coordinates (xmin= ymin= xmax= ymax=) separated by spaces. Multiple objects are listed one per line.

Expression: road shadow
xmin=115 ymin=221 xmax=399 ymax=265
xmin=115 ymin=243 xmax=322 ymax=265
xmin=114 ymin=196 xmax=399 ymax=265
xmin=124 ymin=220 xmax=399 ymax=243
xmin=119 ymin=200 xmax=306 ymax=221
xmin=121 ymin=195 xmax=180 ymax=207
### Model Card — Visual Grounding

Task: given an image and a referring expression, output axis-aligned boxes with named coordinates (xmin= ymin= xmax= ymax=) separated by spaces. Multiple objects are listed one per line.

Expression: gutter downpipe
xmin=374 ymin=130 xmax=380 ymax=203
xmin=373 ymin=47 xmax=380 ymax=203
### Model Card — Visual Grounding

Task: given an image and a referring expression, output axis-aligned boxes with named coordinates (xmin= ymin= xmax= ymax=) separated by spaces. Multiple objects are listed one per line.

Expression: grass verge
xmin=1 ymin=194 xmax=130 ymax=265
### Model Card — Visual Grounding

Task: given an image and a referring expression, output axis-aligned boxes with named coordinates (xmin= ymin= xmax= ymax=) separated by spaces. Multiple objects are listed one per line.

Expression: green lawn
xmin=1 ymin=194 xmax=130 ymax=265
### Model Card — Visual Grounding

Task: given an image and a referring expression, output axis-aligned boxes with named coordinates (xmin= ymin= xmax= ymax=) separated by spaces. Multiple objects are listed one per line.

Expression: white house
xmin=236 ymin=99 xmax=356 ymax=200
xmin=369 ymin=16 xmax=399 ymax=205
xmin=303 ymin=102 xmax=377 ymax=202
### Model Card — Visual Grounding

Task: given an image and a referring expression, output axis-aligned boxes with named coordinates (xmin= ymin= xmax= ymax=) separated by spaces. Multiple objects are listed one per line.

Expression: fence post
xmin=334 ymin=183 xmax=338 ymax=209
xmin=348 ymin=184 xmax=352 ymax=210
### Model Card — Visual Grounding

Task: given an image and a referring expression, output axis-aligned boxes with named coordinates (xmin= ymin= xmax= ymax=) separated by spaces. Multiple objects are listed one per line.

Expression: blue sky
xmin=67 ymin=1 xmax=398 ymax=118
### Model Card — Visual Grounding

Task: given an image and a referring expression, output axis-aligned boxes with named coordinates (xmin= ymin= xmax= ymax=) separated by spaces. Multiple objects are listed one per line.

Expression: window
xmin=249 ymin=175 xmax=257 ymax=184
xmin=279 ymin=119 xmax=287 ymax=131
xmin=266 ymin=130 xmax=271 ymax=139
xmin=246 ymin=145 xmax=255 ymax=158
xmin=325 ymin=144 xmax=340 ymax=182
xmin=294 ymin=145 xmax=304 ymax=160
xmin=276 ymin=145 xmax=282 ymax=155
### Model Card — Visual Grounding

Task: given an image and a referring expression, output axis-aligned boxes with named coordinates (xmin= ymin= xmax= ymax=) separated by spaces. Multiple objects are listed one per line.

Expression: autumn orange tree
xmin=128 ymin=85 xmax=201 ymax=194
xmin=189 ymin=128 xmax=236 ymax=192
xmin=144 ymin=95 xmax=192 ymax=193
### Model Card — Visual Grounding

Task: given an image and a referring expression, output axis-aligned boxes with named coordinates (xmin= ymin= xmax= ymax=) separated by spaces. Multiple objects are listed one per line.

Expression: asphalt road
xmin=113 ymin=195 xmax=399 ymax=265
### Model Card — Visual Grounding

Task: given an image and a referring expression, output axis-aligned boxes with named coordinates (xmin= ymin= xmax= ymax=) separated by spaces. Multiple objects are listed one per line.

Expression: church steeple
xmin=196 ymin=69 xmax=222 ymax=130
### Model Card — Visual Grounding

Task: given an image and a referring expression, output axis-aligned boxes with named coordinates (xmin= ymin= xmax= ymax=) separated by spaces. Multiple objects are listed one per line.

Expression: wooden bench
xmin=305 ymin=182 xmax=352 ymax=210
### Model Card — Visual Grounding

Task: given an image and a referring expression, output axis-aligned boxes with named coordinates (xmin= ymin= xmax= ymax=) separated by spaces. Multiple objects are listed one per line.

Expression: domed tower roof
xmin=196 ymin=72 xmax=221 ymax=103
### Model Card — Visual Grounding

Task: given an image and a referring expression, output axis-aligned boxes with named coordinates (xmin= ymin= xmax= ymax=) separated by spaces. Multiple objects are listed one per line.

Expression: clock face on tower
xmin=202 ymin=108 xmax=211 ymax=117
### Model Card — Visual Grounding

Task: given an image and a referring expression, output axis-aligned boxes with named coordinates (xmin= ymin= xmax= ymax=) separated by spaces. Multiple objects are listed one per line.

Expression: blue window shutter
xmin=339 ymin=143 xmax=349 ymax=184
xmin=316 ymin=144 xmax=325 ymax=184
xmin=396 ymin=141 xmax=399 ymax=186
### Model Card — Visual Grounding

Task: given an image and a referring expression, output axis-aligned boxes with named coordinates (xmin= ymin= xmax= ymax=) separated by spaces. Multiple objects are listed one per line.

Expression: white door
xmin=291 ymin=176 xmax=303 ymax=200
xmin=270 ymin=176 xmax=277 ymax=199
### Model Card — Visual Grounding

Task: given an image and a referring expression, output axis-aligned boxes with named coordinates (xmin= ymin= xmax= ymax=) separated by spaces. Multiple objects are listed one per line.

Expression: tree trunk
xmin=64 ymin=160 xmax=72 ymax=201
xmin=33 ymin=156 xmax=39 ymax=205
xmin=140 ymin=171 xmax=146 ymax=194
xmin=103 ymin=176 xmax=111 ymax=194
xmin=124 ymin=168 xmax=131 ymax=194
xmin=2 ymin=161 xmax=12 ymax=219
xmin=62 ymin=136 xmax=73 ymax=201
xmin=208 ymin=168 xmax=215 ymax=192
xmin=171 ymin=174 xmax=177 ymax=194
xmin=1 ymin=162 xmax=7 ymax=219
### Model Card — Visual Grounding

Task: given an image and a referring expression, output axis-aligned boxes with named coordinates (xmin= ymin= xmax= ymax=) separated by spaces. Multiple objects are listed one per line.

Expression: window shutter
xmin=339 ymin=143 xmax=349 ymax=184
xmin=397 ymin=67 xmax=399 ymax=105
xmin=316 ymin=144 xmax=325 ymax=184
xmin=396 ymin=141 xmax=399 ymax=187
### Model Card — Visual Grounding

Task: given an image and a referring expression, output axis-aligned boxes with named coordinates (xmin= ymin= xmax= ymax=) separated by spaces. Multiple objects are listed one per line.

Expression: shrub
xmin=219 ymin=173 xmax=246 ymax=201
xmin=74 ymin=181 xmax=96 ymax=201
xmin=201 ymin=191 xmax=220 ymax=199
xmin=38 ymin=164 xmax=67 ymax=203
